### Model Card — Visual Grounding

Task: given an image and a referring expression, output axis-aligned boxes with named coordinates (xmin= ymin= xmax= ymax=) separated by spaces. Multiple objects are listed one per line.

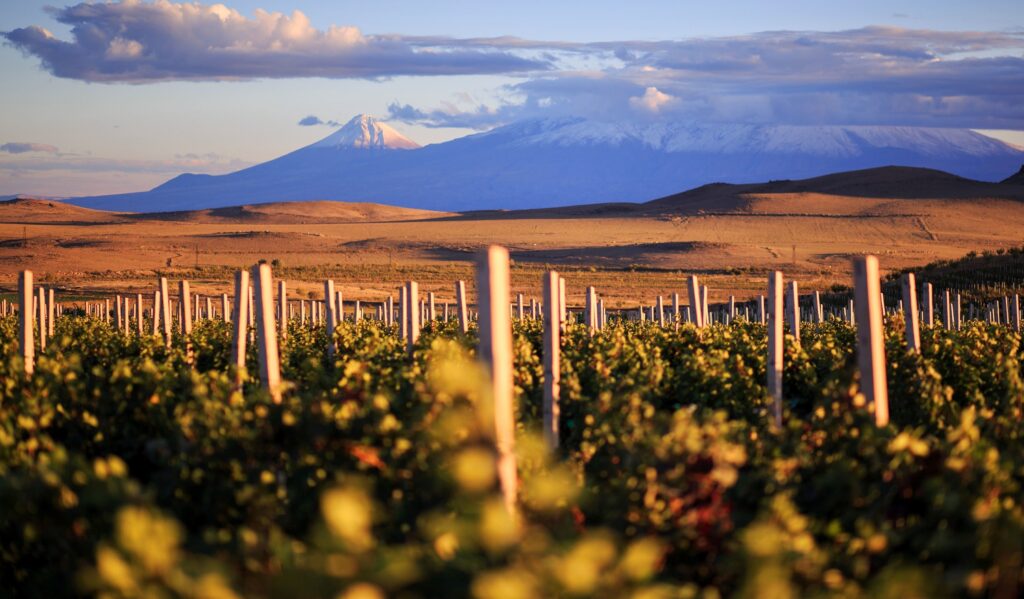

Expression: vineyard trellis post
xmin=152 ymin=290 xmax=161 ymax=336
xmin=222 ymin=293 xmax=230 ymax=323
xmin=688 ymin=275 xmax=703 ymax=328
xmin=477 ymin=246 xmax=519 ymax=516
xmin=252 ymin=264 xmax=282 ymax=404
xmin=19 ymin=270 xmax=34 ymax=376
xmin=542 ymin=270 xmax=560 ymax=451
xmin=159 ymin=276 xmax=172 ymax=348
xmin=48 ymin=288 xmax=55 ymax=337
xmin=585 ymin=286 xmax=597 ymax=334
xmin=558 ymin=277 xmax=567 ymax=332
xmin=701 ymin=285 xmax=710 ymax=327
xmin=923 ymin=283 xmax=934 ymax=326
xmin=814 ymin=291 xmax=823 ymax=324
xmin=901 ymin=273 xmax=920 ymax=353
xmin=325 ymin=279 xmax=337 ymax=359
xmin=179 ymin=280 xmax=194 ymax=365
xmin=853 ymin=256 xmax=889 ymax=427
xmin=407 ymin=281 xmax=420 ymax=355
xmin=767 ymin=271 xmax=783 ymax=428
xmin=231 ymin=270 xmax=250 ymax=389
xmin=787 ymin=281 xmax=800 ymax=346
xmin=278 ymin=281 xmax=287 ymax=340
xmin=37 ymin=287 xmax=47 ymax=351
xmin=456 ymin=280 xmax=469 ymax=334
xmin=136 ymin=294 xmax=143 ymax=337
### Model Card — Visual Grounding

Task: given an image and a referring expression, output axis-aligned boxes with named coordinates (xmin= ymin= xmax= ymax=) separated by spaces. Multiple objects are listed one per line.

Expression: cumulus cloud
xmin=2 ymin=1 xmax=549 ymax=82
xmin=1 ymin=142 xmax=60 ymax=154
xmin=628 ymin=87 xmax=680 ymax=114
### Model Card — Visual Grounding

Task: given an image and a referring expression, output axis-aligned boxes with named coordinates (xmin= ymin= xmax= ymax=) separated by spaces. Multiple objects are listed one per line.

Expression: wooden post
xmin=787 ymin=281 xmax=800 ymax=346
xmin=922 ymin=283 xmax=934 ymax=326
xmin=399 ymin=286 xmax=408 ymax=339
xmin=767 ymin=271 xmax=783 ymax=428
xmin=179 ymin=281 xmax=194 ymax=365
xmin=428 ymin=292 xmax=436 ymax=323
xmin=853 ymin=256 xmax=889 ymax=427
xmin=585 ymin=286 xmax=598 ymax=334
xmin=848 ymin=299 xmax=856 ymax=326
xmin=456 ymin=280 xmax=469 ymax=334
xmin=406 ymin=281 xmax=420 ymax=354
xmin=247 ymin=284 xmax=255 ymax=344
xmin=672 ymin=292 xmax=680 ymax=330
xmin=516 ymin=293 xmax=524 ymax=321
xmin=115 ymin=294 xmax=123 ymax=331
xmin=277 ymin=280 xmax=287 ymax=340
xmin=205 ymin=296 xmax=212 ymax=323
xmin=136 ymin=294 xmax=143 ymax=336
xmin=758 ymin=294 xmax=766 ymax=325
xmin=19 ymin=271 xmax=34 ymax=376
xmin=687 ymin=275 xmax=703 ymax=328
xmin=47 ymin=288 xmax=55 ymax=337
xmin=956 ymin=294 xmax=963 ymax=331
xmin=222 ymin=293 xmax=230 ymax=323
xmin=813 ymin=291 xmax=823 ymax=324
xmin=729 ymin=295 xmax=736 ymax=322
xmin=387 ymin=295 xmax=394 ymax=327
xmin=542 ymin=271 xmax=560 ymax=451
xmin=477 ymin=246 xmax=518 ymax=515
xmin=231 ymin=270 xmax=249 ymax=387
xmin=159 ymin=277 xmax=171 ymax=348
xmin=37 ymin=287 xmax=47 ymax=351
xmin=558 ymin=277 xmax=567 ymax=331
xmin=701 ymin=285 xmax=710 ymax=327
xmin=252 ymin=264 xmax=282 ymax=403
xmin=656 ymin=295 xmax=665 ymax=327
xmin=325 ymin=280 xmax=337 ymax=358
xmin=152 ymin=290 xmax=161 ymax=335
xmin=943 ymin=290 xmax=952 ymax=329
xmin=1015 ymin=295 xmax=1021 ymax=332
xmin=901 ymin=273 xmax=920 ymax=353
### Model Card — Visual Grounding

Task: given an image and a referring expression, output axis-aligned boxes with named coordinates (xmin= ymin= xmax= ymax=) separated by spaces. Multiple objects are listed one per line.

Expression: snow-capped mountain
xmin=310 ymin=115 xmax=420 ymax=150
xmin=68 ymin=115 xmax=1024 ymax=213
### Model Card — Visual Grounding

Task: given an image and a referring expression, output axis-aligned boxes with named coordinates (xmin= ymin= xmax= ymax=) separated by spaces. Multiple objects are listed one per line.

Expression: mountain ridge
xmin=66 ymin=116 xmax=1024 ymax=213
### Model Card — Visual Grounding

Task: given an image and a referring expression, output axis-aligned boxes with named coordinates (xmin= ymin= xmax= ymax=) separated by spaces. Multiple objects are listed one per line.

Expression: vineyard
xmin=2 ymin=248 xmax=1024 ymax=599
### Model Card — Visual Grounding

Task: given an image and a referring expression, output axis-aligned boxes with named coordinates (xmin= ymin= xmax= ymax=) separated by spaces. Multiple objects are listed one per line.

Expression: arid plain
xmin=3 ymin=166 xmax=1024 ymax=308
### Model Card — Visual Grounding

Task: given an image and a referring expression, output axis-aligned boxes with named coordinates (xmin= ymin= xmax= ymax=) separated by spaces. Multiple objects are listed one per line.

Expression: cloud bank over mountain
xmin=4 ymin=3 xmax=1023 ymax=130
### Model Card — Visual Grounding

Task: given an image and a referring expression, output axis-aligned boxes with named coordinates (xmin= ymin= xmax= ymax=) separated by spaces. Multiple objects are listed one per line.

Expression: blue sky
xmin=1 ymin=0 xmax=1022 ymax=196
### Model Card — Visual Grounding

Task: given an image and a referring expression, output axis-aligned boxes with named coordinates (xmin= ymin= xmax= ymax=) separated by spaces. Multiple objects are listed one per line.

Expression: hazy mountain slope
xmin=67 ymin=116 xmax=1024 ymax=213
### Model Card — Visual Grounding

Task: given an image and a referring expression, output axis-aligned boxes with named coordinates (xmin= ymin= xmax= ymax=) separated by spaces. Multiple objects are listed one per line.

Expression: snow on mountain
xmin=66 ymin=115 xmax=1024 ymax=213
xmin=499 ymin=119 xmax=1017 ymax=158
xmin=310 ymin=114 xmax=420 ymax=150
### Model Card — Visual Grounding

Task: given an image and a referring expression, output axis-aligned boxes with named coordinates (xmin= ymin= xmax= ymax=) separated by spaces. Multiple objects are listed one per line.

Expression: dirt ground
xmin=2 ymin=168 xmax=1023 ymax=309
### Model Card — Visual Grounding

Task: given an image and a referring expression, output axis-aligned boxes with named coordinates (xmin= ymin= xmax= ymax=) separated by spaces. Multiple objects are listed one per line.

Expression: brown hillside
xmin=642 ymin=166 xmax=1024 ymax=216
xmin=134 ymin=200 xmax=454 ymax=224
xmin=0 ymin=198 xmax=127 ymax=224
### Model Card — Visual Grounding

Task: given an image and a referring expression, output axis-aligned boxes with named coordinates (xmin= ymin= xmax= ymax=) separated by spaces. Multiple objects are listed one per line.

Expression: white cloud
xmin=628 ymin=87 xmax=679 ymax=114
xmin=3 ymin=1 xmax=548 ymax=82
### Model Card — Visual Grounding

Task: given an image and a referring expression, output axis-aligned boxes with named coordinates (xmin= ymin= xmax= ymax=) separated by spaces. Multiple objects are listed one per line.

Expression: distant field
xmin=2 ymin=166 xmax=1023 ymax=307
